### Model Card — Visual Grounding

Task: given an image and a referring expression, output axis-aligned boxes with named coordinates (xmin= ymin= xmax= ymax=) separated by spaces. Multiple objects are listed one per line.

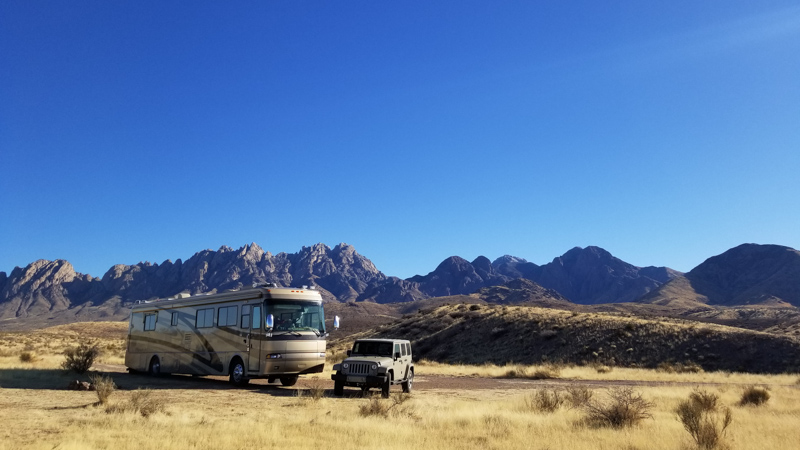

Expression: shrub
xmin=656 ymin=362 xmax=704 ymax=374
xmin=524 ymin=389 xmax=564 ymax=413
xmin=89 ymin=374 xmax=116 ymax=405
xmin=107 ymin=389 xmax=166 ymax=417
xmin=689 ymin=388 xmax=719 ymax=412
xmin=566 ymin=385 xmax=594 ymax=409
xmin=676 ymin=397 xmax=732 ymax=449
xmin=299 ymin=377 xmax=326 ymax=402
xmin=61 ymin=342 xmax=100 ymax=374
xmin=19 ymin=351 xmax=36 ymax=363
xmin=582 ymin=388 xmax=654 ymax=428
xmin=594 ymin=365 xmax=613 ymax=374
xmin=358 ymin=394 xmax=414 ymax=418
xmin=739 ymin=386 xmax=770 ymax=406
xmin=531 ymin=364 xmax=561 ymax=380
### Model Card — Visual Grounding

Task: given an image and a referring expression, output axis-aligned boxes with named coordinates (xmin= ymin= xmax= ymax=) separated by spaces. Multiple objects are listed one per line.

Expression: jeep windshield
xmin=351 ymin=341 xmax=393 ymax=357
xmin=266 ymin=301 xmax=326 ymax=335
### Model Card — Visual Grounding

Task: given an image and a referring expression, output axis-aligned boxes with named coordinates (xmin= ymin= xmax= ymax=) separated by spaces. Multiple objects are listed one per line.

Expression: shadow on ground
xmin=0 ymin=365 xmax=347 ymax=398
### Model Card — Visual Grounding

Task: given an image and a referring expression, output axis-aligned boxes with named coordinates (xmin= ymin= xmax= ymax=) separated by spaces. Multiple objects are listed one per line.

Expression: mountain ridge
xmin=1 ymin=242 xmax=798 ymax=330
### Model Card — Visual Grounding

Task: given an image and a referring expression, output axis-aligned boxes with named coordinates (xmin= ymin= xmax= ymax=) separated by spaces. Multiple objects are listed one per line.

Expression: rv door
xmin=247 ymin=303 xmax=263 ymax=373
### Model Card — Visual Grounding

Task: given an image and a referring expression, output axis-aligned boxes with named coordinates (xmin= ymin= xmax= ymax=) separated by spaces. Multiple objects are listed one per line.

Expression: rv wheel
xmin=279 ymin=375 xmax=298 ymax=386
xmin=148 ymin=357 xmax=161 ymax=376
xmin=229 ymin=358 xmax=249 ymax=386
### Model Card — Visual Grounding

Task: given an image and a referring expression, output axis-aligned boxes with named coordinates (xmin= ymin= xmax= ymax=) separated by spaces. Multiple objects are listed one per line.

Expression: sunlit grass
xmin=2 ymin=322 xmax=800 ymax=449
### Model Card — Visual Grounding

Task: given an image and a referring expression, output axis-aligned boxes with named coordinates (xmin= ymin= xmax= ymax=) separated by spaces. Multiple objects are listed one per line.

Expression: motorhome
xmin=125 ymin=284 xmax=337 ymax=386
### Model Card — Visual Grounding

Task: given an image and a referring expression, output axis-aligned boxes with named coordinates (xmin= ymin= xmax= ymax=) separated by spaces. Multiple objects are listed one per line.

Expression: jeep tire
xmin=381 ymin=375 xmax=391 ymax=398
xmin=402 ymin=369 xmax=414 ymax=394
xmin=334 ymin=380 xmax=344 ymax=396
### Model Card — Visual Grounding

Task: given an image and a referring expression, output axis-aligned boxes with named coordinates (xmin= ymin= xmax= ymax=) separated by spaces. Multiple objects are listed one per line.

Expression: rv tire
xmin=279 ymin=375 xmax=298 ymax=386
xmin=148 ymin=357 xmax=161 ymax=376
xmin=229 ymin=358 xmax=249 ymax=386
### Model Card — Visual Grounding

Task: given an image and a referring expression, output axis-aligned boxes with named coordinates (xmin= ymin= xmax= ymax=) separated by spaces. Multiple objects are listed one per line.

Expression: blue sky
xmin=2 ymin=1 xmax=799 ymax=279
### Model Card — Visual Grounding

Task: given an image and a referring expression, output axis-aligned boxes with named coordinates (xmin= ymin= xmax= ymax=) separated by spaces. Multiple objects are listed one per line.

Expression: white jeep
xmin=331 ymin=339 xmax=414 ymax=398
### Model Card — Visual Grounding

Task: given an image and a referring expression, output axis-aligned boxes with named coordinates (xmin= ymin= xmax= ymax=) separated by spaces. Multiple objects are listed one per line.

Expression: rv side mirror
xmin=333 ymin=315 xmax=340 ymax=330
xmin=266 ymin=314 xmax=274 ymax=330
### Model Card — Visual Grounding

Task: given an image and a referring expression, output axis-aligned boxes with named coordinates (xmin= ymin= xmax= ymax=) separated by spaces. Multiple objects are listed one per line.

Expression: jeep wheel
xmin=280 ymin=375 xmax=299 ymax=386
xmin=334 ymin=381 xmax=344 ymax=396
xmin=381 ymin=375 xmax=391 ymax=398
xmin=402 ymin=370 xmax=414 ymax=393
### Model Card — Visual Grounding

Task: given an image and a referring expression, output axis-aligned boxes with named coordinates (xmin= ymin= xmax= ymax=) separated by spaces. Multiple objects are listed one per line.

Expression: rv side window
xmin=241 ymin=305 xmax=251 ymax=329
xmin=144 ymin=313 xmax=156 ymax=331
xmin=170 ymin=311 xmax=178 ymax=326
xmin=196 ymin=308 xmax=214 ymax=328
xmin=218 ymin=305 xmax=237 ymax=327
xmin=252 ymin=305 xmax=262 ymax=329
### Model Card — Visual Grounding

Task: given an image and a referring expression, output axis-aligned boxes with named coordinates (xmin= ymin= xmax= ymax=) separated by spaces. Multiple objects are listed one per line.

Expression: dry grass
xmin=105 ymin=389 xmax=167 ymax=417
xmin=1 ymin=322 xmax=800 ymax=449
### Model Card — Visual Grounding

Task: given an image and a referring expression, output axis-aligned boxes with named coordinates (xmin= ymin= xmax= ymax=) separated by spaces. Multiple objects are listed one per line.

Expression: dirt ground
xmin=46 ymin=364 xmax=787 ymax=395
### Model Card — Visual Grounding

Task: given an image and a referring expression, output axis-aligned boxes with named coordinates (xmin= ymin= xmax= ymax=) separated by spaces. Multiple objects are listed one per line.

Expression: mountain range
xmin=1 ymin=242 xmax=798 ymax=330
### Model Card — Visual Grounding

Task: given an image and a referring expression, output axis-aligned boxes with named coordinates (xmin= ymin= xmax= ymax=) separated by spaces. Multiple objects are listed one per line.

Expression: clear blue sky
xmin=2 ymin=1 xmax=799 ymax=279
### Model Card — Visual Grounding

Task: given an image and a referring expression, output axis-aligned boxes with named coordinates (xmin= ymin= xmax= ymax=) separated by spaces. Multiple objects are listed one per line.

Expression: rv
xmin=124 ymin=284 xmax=337 ymax=386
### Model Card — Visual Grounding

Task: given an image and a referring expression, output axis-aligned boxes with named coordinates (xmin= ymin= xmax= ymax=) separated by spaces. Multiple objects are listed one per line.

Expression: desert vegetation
xmin=2 ymin=322 xmax=800 ymax=449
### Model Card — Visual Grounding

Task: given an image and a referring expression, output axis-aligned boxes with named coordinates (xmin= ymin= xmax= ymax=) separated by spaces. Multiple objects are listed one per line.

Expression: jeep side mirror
xmin=346 ymin=350 xmax=351 ymax=357
xmin=266 ymin=314 xmax=274 ymax=330
xmin=395 ymin=352 xmax=401 ymax=360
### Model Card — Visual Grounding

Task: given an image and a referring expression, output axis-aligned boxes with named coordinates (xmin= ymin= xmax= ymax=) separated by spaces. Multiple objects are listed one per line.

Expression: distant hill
xmin=641 ymin=244 xmax=800 ymax=308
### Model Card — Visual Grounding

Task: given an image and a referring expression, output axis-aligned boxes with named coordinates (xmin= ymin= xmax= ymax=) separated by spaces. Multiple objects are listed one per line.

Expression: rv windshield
xmin=267 ymin=301 xmax=326 ymax=335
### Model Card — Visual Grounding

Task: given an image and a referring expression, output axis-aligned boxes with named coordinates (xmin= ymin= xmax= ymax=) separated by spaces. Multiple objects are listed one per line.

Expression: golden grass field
xmin=1 ymin=322 xmax=800 ymax=450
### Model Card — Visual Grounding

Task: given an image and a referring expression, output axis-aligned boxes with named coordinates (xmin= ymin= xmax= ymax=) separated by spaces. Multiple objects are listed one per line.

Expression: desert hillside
xmin=346 ymin=303 xmax=800 ymax=373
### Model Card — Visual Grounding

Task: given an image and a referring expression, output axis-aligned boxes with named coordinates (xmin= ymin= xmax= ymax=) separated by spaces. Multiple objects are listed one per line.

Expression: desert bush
xmin=107 ymin=389 xmax=166 ymax=417
xmin=582 ymin=388 xmax=654 ymax=428
xmin=565 ymin=385 xmax=594 ymax=409
xmin=504 ymin=365 xmax=529 ymax=378
xmin=676 ymin=396 xmax=732 ymax=449
xmin=524 ymin=389 xmax=564 ymax=413
xmin=298 ymin=377 xmax=326 ymax=402
xmin=657 ymin=362 xmax=704 ymax=374
xmin=739 ymin=386 xmax=770 ymax=406
xmin=61 ymin=342 xmax=100 ymax=374
xmin=594 ymin=364 xmax=613 ymax=374
xmin=89 ymin=374 xmax=116 ymax=405
xmin=19 ymin=351 xmax=36 ymax=363
xmin=532 ymin=364 xmax=561 ymax=380
xmin=358 ymin=393 xmax=415 ymax=419
xmin=689 ymin=388 xmax=720 ymax=412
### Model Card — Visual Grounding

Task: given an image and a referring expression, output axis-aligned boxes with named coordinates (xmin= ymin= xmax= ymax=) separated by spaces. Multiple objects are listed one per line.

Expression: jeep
xmin=331 ymin=339 xmax=414 ymax=398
